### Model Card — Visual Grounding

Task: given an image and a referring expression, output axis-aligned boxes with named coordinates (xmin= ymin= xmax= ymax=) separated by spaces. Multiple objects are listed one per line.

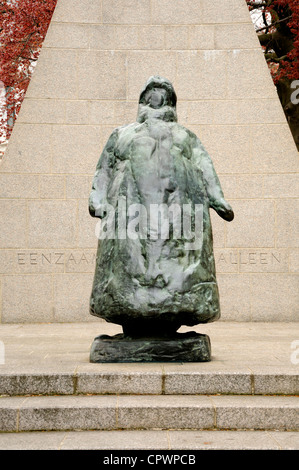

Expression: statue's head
xmin=139 ymin=76 xmax=177 ymax=108
xmin=137 ymin=76 xmax=177 ymax=123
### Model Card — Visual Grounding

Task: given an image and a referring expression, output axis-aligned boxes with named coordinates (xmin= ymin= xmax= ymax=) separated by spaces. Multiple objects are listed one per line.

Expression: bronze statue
xmin=89 ymin=76 xmax=234 ymax=362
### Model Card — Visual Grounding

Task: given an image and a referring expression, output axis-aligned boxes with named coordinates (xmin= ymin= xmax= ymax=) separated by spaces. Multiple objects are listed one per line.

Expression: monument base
xmin=89 ymin=331 xmax=211 ymax=363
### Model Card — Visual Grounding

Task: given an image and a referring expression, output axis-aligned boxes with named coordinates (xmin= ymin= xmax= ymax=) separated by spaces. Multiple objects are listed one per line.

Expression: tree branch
xmin=247 ymin=0 xmax=274 ymax=10
xmin=256 ymin=15 xmax=292 ymax=33
xmin=266 ymin=54 xmax=288 ymax=63
xmin=247 ymin=1 xmax=267 ymax=9
xmin=20 ymin=56 xmax=38 ymax=61
xmin=257 ymin=32 xmax=273 ymax=46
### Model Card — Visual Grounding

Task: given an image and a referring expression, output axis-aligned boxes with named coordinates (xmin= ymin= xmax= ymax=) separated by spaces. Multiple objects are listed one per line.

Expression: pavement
xmin=0 ymin=320 xmax=298 ymax=372
xmin=0 ymin=320 xmax=298 ymax=450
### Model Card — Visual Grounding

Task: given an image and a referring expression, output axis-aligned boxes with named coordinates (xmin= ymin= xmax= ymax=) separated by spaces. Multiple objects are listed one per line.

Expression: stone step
xmin=0 ymin=429 xmax=298 ymax=450
xmin=1 ymin=394 xmax=298 ymax=433
xmin=0 ymin=368 xmax=298 ymax=396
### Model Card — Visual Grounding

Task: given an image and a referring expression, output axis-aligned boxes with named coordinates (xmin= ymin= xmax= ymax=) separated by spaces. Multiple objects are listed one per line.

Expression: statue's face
xmin=144 ymin=87 xmax=167 ymax=109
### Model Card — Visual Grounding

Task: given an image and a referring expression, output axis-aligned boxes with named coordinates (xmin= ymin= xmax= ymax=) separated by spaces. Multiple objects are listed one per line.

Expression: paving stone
xmin=210 ymin=395 xmax=299 ymax=431
xmin=18 ymin=395 xmax=118 ymax=432
xmin=117 ymin=395 xmax=215 ymax=430
xmin=0 ymin=397 xmax=28 ymax=432
xmin=0 ymin=431 xmax=67 ymax=450
xmin=60 ymin=429 xmax=170 ymax=450
xmin=168 ymin=430 xmax=281 ymax=450
xmin=163 ymin=370 xmax=252 ymax=395
xmin=76 ymin=363 xmax=163 ymax=395
xmin=252 ymin=370 xmax=299 ymax=395
xmin=268 ymin=431 xmax=299 ymax=450
xmin=1 ymin=429 xmax=297 ymax=450
xmin=0 ymin=372 xmax=75 ymax=396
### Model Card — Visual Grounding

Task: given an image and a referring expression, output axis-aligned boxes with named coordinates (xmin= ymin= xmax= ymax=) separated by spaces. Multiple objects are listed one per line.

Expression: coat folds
xmin=89 ymin=77 xmax=233 ymax=332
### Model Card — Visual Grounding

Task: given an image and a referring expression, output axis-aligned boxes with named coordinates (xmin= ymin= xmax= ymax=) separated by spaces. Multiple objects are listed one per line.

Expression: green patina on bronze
xmin=88 ymin=77 xmax=234 ymax=358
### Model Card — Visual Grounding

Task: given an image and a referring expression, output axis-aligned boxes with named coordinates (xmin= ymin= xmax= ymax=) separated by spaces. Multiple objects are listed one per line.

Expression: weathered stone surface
xmin=0 ymin=174 xmax=39 ymax=198
xmin=176 ymin=51 xmax=227 ymax=100
xmin=2 ymin=275 xmax=53 ymax=323
xmin=39 ymin=175 xmax=65 ymax=199
xmin=226 ymin=200 xmax=275 ymax=248
xmin=17 ymin=98 xmax=65 ymax=124
xmin=77 ymin=51 xmax=127 ymax=100
xmin=102 ymin=0 xmax=151 ymax=25
xmin=126 ymin=52 xmax=177 ymax=100
xmin=210 ymin=395 xmax=299 ymax=430
xmin=151 ymin=0 xmax=203 ymax=25
xmin=54 ymin=273 xmax=94 ymax=322
xmin=28 ymin=200 xmax=77 ymax=248
xmin=0 ymin=201 xmax=27 ymax=248
xmin=18 ymin=396 xmax=117 ymax=432
xmin=0 ymin=398 xmax=26 ymax=432
xmin=0 ymin=373 xmax=74 ymax=396
xmin=117 ymin=395 xmax=215 ymax=430
xmin=76 ymin=366 xmax=163 ymax=394
xmin=26 ymin=49 xmax=78 ymax=99
xmin=43 ymin=23 xmax=90 ymax=49
xmin=167 ymin=430 xmax=296 ymax=450
xmin=1 ymin=123 xmax=52 ymax=173
xmin=51 ymin=125 xmax=102 ymax=174
xmin=52 ymin=0 xmax=102 ymax=24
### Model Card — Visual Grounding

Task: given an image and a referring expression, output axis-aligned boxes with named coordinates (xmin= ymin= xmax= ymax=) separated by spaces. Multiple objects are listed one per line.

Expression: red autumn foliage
xmin=272 ymin=0 xmax=299 ymax=83
xmin=0 ymin=0 xmax=57 ymax=142
xmin=247 ymin=0 xmax=299 ymax=149
xmin=0 ymin=1 xmax=298 ymax=148
xmin=247 ymin=0 xmax=299 ymax=82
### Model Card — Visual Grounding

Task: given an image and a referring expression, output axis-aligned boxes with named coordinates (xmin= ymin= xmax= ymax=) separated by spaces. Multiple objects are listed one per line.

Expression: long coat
xmin=89 ymin=81 xmax=232 ymax=330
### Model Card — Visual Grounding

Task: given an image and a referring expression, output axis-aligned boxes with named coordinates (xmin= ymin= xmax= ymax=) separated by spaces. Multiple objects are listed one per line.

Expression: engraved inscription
xmin=14 ymin=250 xmax=287 ymax=273
xmin=238 ymin=251 xmax=281 ymax=265
xmin=215 ymin=250 xmax=287 ymax=273
xmin=17 ymin=251 xmax=96 ymax=267
xmin=216 ymin=251 xmax=282 ymax=265
xmin=217 ymin=252 xmax=238 ymax=265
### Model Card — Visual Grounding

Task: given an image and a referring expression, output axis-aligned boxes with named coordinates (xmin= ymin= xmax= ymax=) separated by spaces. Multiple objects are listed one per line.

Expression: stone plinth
xmin=90 ymin=332 xmax=211 ymax=363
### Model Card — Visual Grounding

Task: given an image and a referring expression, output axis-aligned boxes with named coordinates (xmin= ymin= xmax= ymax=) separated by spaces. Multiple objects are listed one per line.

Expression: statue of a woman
xmin=89 ymin=76 xmax=234 ymax=346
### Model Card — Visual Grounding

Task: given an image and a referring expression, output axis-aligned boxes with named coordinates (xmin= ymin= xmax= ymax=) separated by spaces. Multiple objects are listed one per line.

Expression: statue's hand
xmin=95 ymin=203 xmax=109 ymax=219
xmin=213 ymin=198 xmax=234 ymax=222
xmin=89 ymin=201 xmax=109 ymax=219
